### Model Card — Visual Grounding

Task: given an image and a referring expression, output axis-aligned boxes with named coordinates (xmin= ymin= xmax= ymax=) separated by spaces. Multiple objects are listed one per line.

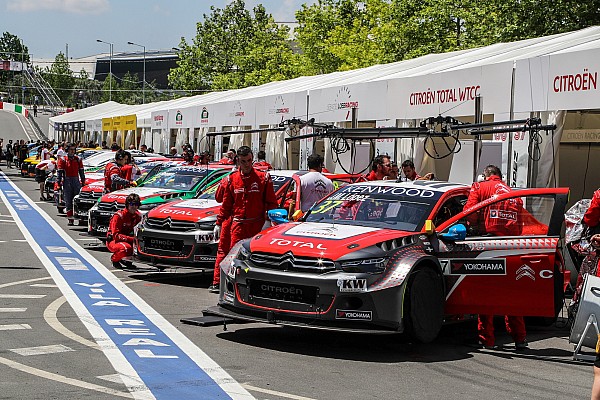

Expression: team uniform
xmin=216 ymin=168 xmax=278 ymax=257
xmin=299 ymin=171 xmax=334 ymax=212
xmin=106 ymin=209 xmax=142 ymax=263
xmin=104 ymin=162 xmax=131 ymax=193
xmin=57 ymin=154 xmax=85 ymax=222
xmin=212 ymin=175 xmax=233 ymax=285
xmin=253 ymin=160 xmax=273 ymax=170
xmin=464 ymin=174 xmax=526 ymax=348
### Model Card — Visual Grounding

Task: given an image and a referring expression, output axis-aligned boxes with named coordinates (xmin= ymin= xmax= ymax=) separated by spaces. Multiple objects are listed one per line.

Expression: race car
xmin=205 ymin=180 xmax=570 ymax=342
xmin=72 ymin=159 xmax=183 ymax=221
xmin=134 ymin=170 xmax=363 ymax=269
xmin=87 ymin=165 xmax=231 ymax=237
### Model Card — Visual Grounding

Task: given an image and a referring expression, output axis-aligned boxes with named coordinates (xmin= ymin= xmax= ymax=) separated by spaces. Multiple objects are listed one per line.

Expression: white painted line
xmin=12 ymin=239 xmax=27 ymax=242
xmin=10 ymin=344 xmax=74 ymax=356
xmin=46 ymin=246 xmax=72 ymax=253
xmin=44 ymin=296 xmax=99 ymax=350
xmin=0 ymin=219 xmax=15 ymax=223
xmin=0 ymin=240 xmax=6 ymax=243
xmin=0 ymin=324 xmax=31 ymax=330
xmin=0 ymin=294 xmax=46 ymax=299
xmin=97 ymin=374 xmax=125 ymax=384
xmin=0 ymin=308 xmax=27 ymax=312
xmin=30 ymin=283 xmax=58 ymax=288
xmin=242 ymin=384 xmax=317 ymax=400
xmin=76 ymin=238 xmax=100 ymax=241
xmin=0 ymin=277 xmax=52 ymax=289
xmin=0 ymin=355 xmax=133 ymax=398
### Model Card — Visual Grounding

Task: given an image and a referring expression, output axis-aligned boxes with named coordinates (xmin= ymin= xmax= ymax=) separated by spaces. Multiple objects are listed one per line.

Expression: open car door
xmin=433 ymin=187 xmax=569 ymax=318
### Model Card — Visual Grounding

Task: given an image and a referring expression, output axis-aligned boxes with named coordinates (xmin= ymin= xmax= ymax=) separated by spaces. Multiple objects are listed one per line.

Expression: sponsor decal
xmin=489 ymin=209 xmax=517 ymax=221
xmin=553 ymin=69 xmax=597 ymax=93
xmin=159 ymin=209 xmax=193 ymax=216
xmin=154 ymin=115 xmax=164 ymax=122
xmin=249 ymin=182 xmax=260 ymax=193
xmin=336 ymin=309 xmax=372 ymax=321
xmin=284 ymin=222 xmax=379 ymax=240
xmin=449 ymin=259 xmax=506 ymax=275
xmin=223 ymin=292 xmax=234 ymax=304
xmin=337 ymin=278 xmax=368 ymax=292
xmin=269 ymin=238 xmax=327 ymax=250
xmin=260 ymin=283 xmax=303 ymax=296
xmin=330 ymin=186 xmax=435 ymax=200
xmin=194 ymin=255 xmax=216 ymax=262
xmin=200 ymin=107 xmax=209 ymax=124
xmin=175 ymin=110 xmax=183 ymax=125
xmin=516 ymin=265 xmax=536 ymax=281
xmin=539 ymin=269 xmax=553 ymax=279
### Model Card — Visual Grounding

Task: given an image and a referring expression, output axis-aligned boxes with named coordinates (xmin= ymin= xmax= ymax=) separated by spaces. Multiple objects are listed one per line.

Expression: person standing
xmin=253 ymin=150 xmax=273 ymax=170
xmin=106 ymin=193 xmax=141 ymax=269
xmin=299 ymin=153 xmax=334 ymax=212
xmin=211 ymin=146 xmax=278 ymax=293
xmin=210 ymin=174 xmax=233 ymax=292
xmin=366 ymin=155 xmax=391 ymax=181
xmin=57 ymin=143 xmax=85 ymax=226
xmin=5 ymin=140 xmax=13 ymax=168
xmin=400 ymin=159 xmax=434 ymax=181
xmin=463 ymin=164 xmax=527 ymax=350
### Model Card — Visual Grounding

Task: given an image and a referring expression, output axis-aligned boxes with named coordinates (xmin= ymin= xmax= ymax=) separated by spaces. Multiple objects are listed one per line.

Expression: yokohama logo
xmin=336 ymin=309 xmax=372 ymax=321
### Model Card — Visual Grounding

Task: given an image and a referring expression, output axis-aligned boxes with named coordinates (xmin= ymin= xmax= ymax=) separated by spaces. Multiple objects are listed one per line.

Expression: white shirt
xmin=41 ymin=148 xmax=50 ymax=160
xmin=299 ymin=171 xmax=335 ymax=212
xmin=56 ymin=148 xmax=66 ymax=157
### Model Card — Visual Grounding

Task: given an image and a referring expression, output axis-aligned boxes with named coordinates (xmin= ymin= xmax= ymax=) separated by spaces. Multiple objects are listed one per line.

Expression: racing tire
xmin=404 ymin=266 xmax=445 ymax=343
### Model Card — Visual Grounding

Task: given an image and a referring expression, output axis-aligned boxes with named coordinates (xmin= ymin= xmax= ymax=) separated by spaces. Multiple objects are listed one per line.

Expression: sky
xmin=0 ymin=0 xmax=313 ymax=60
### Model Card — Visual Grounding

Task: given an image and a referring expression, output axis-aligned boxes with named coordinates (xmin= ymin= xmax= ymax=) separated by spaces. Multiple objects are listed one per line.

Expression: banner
xmin=308 ymin=82 xmax=387 ymax=123
xmin=168 ymin=106 xmax=196 ymax=129
xmin=151 ymin=110 xmax=168 ymax=130
xmin=102 ymin=117 xmax=113 ymax=131
xmin=112 ymin=116 xmax=123 ymax=131
xmin=123 ymin=114 xmax=137 ymax=131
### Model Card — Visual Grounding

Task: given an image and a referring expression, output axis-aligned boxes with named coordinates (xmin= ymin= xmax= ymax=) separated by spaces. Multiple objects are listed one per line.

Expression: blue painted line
xmin=0 ymin=173 xmax=253 ymax=400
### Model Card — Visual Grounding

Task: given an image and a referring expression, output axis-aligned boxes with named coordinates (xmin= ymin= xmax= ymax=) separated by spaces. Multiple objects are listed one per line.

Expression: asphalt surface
xmin=0 ymin=110 xmax=595 ymax=399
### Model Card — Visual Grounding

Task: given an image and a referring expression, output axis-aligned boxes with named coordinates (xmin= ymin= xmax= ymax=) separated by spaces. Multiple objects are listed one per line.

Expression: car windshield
xmin=271 ymin=175 xmax=293 ymax=193
xmin=304 ymin=184 xmax=439 ymax=231
xmin=141 ymin=167 xmax=208 ymax=191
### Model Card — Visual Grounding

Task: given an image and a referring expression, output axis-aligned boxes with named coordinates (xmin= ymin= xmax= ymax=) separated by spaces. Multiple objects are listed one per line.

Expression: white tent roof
xmin=52 ymin=26 xmax=600 ymax=126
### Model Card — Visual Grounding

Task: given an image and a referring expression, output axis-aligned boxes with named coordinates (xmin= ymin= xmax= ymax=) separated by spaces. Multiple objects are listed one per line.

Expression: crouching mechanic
xmin=57 ymin=143 xmax=85 ymax=225
xmin=106 ymin=193 xmax=142 ymax=269
xmin=210 ymin=146 xmax=278 ymax=293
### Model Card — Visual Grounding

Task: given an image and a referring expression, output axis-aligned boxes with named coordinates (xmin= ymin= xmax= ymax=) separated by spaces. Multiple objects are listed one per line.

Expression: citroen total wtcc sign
xmin=449 ymin=259 xmax=506 ymax=275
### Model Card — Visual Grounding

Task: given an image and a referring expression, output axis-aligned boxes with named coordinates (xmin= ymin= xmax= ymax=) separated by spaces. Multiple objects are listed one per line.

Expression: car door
xmin=434 ymin=187 xmax=569 ymax=318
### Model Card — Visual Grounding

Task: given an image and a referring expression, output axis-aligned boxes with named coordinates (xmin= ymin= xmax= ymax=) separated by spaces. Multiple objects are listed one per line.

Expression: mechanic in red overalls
xmin=104 ymin=150 xmax=136 ymax=193
xmin=463 ymin=164 xmax=527 ymax=350
xmin=57 ymin=143 xmax=85 ymax=226
xmin=572 ymin=188 xmax=600 ymax=305
xmin=211 ymin=146 xmax=277 ymax=293
xmin=253 ymin=150 xmax=273 ymax=170
xmin=210 ymin=174 xmax=233 ymax=292
xmin=106 ymin=193 xmax=141 ymax=269
xmin=365 ymin=155 xmax=391 ymax=181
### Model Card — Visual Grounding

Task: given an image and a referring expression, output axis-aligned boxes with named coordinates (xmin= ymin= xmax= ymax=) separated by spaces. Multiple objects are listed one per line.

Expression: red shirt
xmin=108 ymin=209 xmax=142 ymax=244
xmin=253 ymin=161 xmax=273 ymax=170
xmin=217 ymin=169 xmax=278 ymax=225
xmin=584 ymin=189 xmax=600 ymax=228
xmin=366 ymin=171 xmax=379 ymax=181
xmin=104 ymin=162 xmax=128 ymax=192
xmin=57 ymin=155 xmax=83 ymax=177
xmin=219 ymin=157 xmax=235 ymax=165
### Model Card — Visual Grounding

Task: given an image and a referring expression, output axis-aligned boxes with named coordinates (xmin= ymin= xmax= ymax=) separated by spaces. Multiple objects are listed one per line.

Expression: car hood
xmin=100 ymin=187 xmax=179 ymax=203
xmin=147 ymin=198 xmax=221 ymax=221
xmin=81 ymin=180 xmax=105 ymax=193
xmin=250 ymin=222 xmax=413 ymax=259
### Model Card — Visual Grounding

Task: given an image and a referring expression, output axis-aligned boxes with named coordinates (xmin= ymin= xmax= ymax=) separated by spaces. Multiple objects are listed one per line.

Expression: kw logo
xmin=337 ymin=278 xmax=367 ymax=292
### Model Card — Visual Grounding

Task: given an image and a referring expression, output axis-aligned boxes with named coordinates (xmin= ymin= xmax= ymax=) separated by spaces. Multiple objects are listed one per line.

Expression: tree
xmin=44 ymin=52 xmax=74 ymax=104
xmin=0 ymin=31 xmax=29 ymax=97
xmin=169 ymin=0 xmax=302 ymax=92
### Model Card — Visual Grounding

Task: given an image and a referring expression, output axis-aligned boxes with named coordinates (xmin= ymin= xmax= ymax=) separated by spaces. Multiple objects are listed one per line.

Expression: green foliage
xmin=0 ymin=31 xmax=30 ymax=98
xmin=169 ymin=0 xmax=303 ymax=92
xmin=43 ymin=52 xmax=74 ymax=104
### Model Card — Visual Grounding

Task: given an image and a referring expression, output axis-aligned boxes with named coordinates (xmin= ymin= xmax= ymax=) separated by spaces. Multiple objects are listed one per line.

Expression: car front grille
xmin=79 ymin=191 xmax=102 ymax=200
xmin=249 ymin=252 xmax=337 ymax=273
xmin=98 ymin=202 xmax=123 ymax=213
xmin=145 ymin=217 xmax=197 ymax=232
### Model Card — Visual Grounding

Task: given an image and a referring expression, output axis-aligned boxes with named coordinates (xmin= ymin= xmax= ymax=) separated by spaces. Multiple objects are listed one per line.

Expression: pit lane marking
xmin=0 ymin=294 xmax=46 ymax=299
xmin=10 ymin=344 xmax=74 ymax=356
xmin=0 ymin=308 xmax=27 ymax=312
xmin=0 ymin=277 xmax=51 ymax=288
xmin=0 ymin=172 xmax=254 ymax=399
xmin=0 ymin=324 xmax=31 ymax=330
xmin=240 ymin=384 xmax=317 ymax=400
xmin=0 ymin=355 xmax=134 ymax=398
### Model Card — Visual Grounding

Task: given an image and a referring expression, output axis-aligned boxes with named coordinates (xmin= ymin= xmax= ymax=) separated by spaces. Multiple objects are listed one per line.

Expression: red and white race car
xmin=134 ymin=170 xmax=364 ymax=269
xmin=205 ymin=180 xmax=570 ymax=342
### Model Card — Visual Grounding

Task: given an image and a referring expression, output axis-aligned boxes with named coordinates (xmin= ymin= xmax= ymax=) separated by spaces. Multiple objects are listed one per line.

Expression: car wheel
xmin=404 ymin=266 xmax=445 ymax=343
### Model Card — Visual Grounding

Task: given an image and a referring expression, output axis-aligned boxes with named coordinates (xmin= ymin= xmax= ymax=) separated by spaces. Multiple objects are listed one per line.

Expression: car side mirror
xmin=268 ymin=208 xmax=289 ymax=225
xmin=291 ymin=210 xmax=304 ymax=221
xmin=440 ymin=224 xmax=467 ymax=241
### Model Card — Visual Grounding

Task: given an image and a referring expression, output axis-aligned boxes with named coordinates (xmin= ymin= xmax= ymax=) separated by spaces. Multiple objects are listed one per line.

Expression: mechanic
xmin=219 ymin=149 xmax=236 ymax=165
xmin=182 ymin=149 xmax=196 ymax=165
xmin=210 ymin=174 xmax=233 ymax=293
xmin=253 ymin=150 xmax=273 ymax=170
xmin=35 ymin=159 xmax=56 ymax=201
xmin=211 ymin=146 xmax=278 ymax=293
xmin=463 ymin=164 xmax=527 ymax=350
xmin=121 ymin=152 xmax=141 ymax=181
xmin=299 ymin=153 xmax=334 ymax=213
xmin=366 ymin=155 xmax=391 ymax=181
xmin=106 ymin=193 xmax=141 ymax=269
xmin=57 ymin=143 xmax=85 ymax=226
xmin=104 ymin=150 xmax=137 ymax=193
xmin=399 ymin=159 xmax=434 ymax=181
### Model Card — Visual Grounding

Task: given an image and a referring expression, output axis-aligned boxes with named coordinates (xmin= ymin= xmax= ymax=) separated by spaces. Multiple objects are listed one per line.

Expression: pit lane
xmin=0 ymin=165 xmax=594 ymax=400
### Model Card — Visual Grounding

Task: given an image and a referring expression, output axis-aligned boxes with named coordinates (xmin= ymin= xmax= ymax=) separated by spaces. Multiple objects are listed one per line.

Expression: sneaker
xmin=122 ymin=261 xmax=136 ymax=269
xmin=112 ymin=261 xmax=123 ymax=269
xmin=208 ymin=284 xmax=220 ymax=294
xmin=515 ymin=341 xmax=528 ymax=350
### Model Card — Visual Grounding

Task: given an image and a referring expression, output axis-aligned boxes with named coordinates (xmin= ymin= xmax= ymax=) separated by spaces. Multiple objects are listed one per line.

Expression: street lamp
xmin=96 ymin=39 xmax=114 ymax=101
xmin=127 ymin=41 xmax=146 ymax=104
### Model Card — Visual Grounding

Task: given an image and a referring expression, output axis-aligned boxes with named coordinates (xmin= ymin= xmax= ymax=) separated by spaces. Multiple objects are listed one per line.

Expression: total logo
xmin=269 ymin=238 xmax=327 ymax=250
